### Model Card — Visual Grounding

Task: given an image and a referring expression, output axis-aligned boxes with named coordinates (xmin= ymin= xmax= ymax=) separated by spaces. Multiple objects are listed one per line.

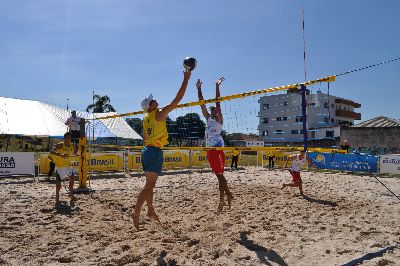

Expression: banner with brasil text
xmin=39 ymin=152 xmax=123 ymax=174
xmin=308 ymin=152 xmax=378 ymax=173
xmin=127 ymin=150 xmax=190 ymax=170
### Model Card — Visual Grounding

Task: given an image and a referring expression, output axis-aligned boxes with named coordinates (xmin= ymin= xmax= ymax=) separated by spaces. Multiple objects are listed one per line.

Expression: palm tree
xmin=86 ymin=94 xmax=116 ymax=113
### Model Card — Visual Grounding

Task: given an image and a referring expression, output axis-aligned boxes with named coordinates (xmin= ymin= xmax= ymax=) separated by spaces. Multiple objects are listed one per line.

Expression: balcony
xmin=335 ymin=98 xmax=361 ymax=108
xmin=336 ymin=109 xmax=361 ymax=120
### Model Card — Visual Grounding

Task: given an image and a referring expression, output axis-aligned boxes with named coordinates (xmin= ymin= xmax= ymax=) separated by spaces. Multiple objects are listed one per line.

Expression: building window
xmin=291 ymin=130 xmax=299 ymax=134
xmin=275 ymin=130 xmax=283 ymax=134
xmin=308 ymin=103 xmax=315 ymax=106
xmin=262 ymin=130 xmax=269 ymax=136
xmin=276 ymin=117 xmax=282 ymax=121
xmin=324 ymin=102 xmax=329 ymax=108
xmin=331 ymin=103 xmax=334 ymax=108
xmin=324 ymin=117 xmax=329 ymax=123
xmin=282 ymin=117 xmax=288 ymax=121
xmin=284 ymin=102 xmax=288 ymax=106
xmin=295 ymin=116 xmax=303 ymax=122
xmin=263 ymin=104 xmax=269 ymax=110
xmin=326 ymin=130 xmax=334 ymax=138
xmin=263 ymin=118 xmax=269 ymax=124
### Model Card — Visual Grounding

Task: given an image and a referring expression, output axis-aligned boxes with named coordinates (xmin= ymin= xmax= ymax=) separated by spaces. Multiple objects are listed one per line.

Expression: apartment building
xmin=258 ymin=89 xmax=361 ymax=143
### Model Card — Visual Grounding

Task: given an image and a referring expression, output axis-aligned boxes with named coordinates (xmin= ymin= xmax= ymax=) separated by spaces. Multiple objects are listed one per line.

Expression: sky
xmin=0 ymin=0 xmax=399 ymax=133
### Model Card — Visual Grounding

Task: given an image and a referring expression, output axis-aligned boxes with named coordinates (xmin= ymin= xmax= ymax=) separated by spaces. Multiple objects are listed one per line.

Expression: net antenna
xmin=302 ymin=7 xmax=307 ymax=82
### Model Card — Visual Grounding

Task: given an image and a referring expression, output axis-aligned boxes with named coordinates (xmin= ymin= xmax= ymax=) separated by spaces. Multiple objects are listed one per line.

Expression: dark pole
xmin=6 ymin=134 xmax=10 ymax=152
xmin=301 ymin=85 xmax=308 ymax=152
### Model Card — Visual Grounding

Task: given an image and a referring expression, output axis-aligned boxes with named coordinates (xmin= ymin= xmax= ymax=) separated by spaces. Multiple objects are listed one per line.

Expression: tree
xmin=86 ymin=94 xmax=116 ymax=113
xmin=221 ymin=130 xmax=232 ymax=146
xmin=126 ymin=118 xmax=143 ymax=137
xmin=166 ymin=113 xmax=205 ymax=146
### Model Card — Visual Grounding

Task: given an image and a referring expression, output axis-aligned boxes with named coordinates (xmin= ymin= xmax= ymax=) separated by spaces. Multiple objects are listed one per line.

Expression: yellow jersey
xmin=143 ymin=110 xmax=168 ymax=148
xmin=52 ymin=142 xmax=74 ymax=167
xmin=233 ymin=150 xmax=240 ymax=156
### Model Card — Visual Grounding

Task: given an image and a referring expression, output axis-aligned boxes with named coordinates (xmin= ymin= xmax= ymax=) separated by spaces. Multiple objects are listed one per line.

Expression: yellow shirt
xmin=233 ymin=150 xmax=240 ymax=156
xmin=143 ymin=110 xmax=168 ymax=148
xmin=52 ymin=142 xmax=74 ymax=167
xmin=268 ymin=150 xmax=275 ymax=157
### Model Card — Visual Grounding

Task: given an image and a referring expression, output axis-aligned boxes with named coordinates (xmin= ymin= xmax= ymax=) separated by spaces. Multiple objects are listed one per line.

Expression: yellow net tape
xmin=88 ymin=75 xmax=336 ymax=120
xmin=89 ymin=144 xmax=346 ymax=153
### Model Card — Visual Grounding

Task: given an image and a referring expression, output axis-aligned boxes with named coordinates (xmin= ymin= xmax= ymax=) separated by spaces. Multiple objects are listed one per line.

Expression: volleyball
xmin=183 ymin=57 xmax=197 ymax=71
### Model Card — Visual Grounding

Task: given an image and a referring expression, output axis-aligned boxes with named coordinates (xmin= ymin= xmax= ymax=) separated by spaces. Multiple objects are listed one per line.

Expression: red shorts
xmin=207 ymin=150 xmax=225 ymax=174
xmin=290 ymin=171 xmax=302 ymax=183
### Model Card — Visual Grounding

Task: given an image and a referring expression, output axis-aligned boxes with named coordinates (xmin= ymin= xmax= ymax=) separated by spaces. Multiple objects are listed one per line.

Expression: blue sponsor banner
xmin=308 ymin=152 xmax=378 ymax=173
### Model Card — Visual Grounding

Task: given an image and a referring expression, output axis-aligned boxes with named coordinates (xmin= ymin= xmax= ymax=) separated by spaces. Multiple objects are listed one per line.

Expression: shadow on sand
xmin=156 ymin=250 xmax=178 ymax=266
xmin=237 ymin=231 xmax=288 ymax=266
xmin=54 ymin=201 xmax=81 ymax=215
xmin=302 ymin=195 xmax=338 ymax=207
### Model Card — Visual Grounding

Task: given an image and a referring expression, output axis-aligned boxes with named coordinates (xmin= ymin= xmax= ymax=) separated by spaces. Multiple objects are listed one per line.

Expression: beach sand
xmin=1 ymin=167 xmax=399 ymax=265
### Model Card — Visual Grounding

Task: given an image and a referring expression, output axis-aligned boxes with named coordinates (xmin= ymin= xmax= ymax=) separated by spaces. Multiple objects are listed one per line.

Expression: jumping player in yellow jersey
xmin=133 ymin=69 xmax=192 ymax=230
xmin=50 ymin=132 xmax=78 ymax=205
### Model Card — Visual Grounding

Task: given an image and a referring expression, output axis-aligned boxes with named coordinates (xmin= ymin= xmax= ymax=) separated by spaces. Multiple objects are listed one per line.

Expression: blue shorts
xmin=141 ymin=146 xmax=163 ymax=174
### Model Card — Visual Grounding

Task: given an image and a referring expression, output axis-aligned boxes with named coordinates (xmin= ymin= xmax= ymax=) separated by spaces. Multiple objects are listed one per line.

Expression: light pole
xmin=67 ymin=98 xmax=69 ymax=110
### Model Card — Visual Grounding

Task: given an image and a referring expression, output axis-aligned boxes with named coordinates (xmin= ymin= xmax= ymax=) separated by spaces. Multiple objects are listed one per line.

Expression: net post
xmin=301 ymin=85 xmax=308 ymax=152
xmin=78 ymin=118 xmax=88 ymax=188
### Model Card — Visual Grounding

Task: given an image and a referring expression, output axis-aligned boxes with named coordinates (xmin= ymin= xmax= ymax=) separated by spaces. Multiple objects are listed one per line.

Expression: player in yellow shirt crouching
xmin=50 ymin=132 xmax=78 ymax=205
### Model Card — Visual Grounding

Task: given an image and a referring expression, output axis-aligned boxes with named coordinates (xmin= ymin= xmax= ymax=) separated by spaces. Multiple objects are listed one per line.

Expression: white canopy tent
xmin=0 ymin=97 xmax=142 ymax=140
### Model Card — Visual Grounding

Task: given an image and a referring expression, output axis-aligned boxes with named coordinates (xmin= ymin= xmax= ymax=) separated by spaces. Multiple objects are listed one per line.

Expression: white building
xmin=227 ymin=133 xmax=265 ymax=147
xmin=258 ymin=89 xmax=361 ymax=143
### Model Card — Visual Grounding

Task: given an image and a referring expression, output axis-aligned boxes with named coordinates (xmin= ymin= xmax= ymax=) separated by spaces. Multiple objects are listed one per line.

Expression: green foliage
xmin=126 ymin=118 xmax=143 ymax=137
xmin=86 ymin=94 xmax=116 ymax=113
xmin=167 ymin=113 xmax=205 ymax=146
xmin=125 ymin=113 xmax=206 ymax=147
xmin=221 ymin=129 xmax=232 ymax=146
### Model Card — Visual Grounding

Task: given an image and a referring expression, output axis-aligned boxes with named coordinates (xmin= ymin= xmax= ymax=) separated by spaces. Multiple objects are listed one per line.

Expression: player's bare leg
xmin=134 ymin=172 xmax=158 ymax=230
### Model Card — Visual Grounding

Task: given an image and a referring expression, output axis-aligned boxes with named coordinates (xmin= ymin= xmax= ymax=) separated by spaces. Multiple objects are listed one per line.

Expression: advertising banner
xmin=163 ymin=150 xmax=189 ymax=168
xmin=0 ymin=152 xmax=35 ymax=176
xmin=309 ymin=148 xmax=347 ymax=154
xmin=379 ymin=154 xmax=400 ymax=174
xmin=308 ymin=152 xmax=378 ymax=173
xmin=128 ymin=152 xmax=142 ymax=170
xmin=88 ymin=153 xmax=123 ymax=171
xmin=258 ymin=151 xmax=300 ymax=168
xmin=40 ymin=152 xmax=123 ymax=174
xmin=128 ymin=150 xmax=189 ymax=170
xmin=190 ymin=150 xmax=209 ymax=168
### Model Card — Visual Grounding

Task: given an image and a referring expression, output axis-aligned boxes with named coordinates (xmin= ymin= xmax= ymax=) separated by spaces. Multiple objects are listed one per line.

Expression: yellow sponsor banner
xmin=88 ymin=153 xmax=123 ymax=171
xmin=128 ymin=150 xmax=189 ymax=170
xmin=39 ymin=153 xmax=51 ymax=174
xmin=224 ymin=150 xmax=235 ymax=166
xmin=190 ymin=150 xmax=236 ymax=167
xmin=128 ymin=152 xmax=142 ymax=170
xmin=258 ymin=151 xmax=301 ymax=168
xmin=40 ymin=153 xmax=123 ymax=173
xmin=191 ymin=150 xmax=209 ymax=167
xmin=39 ymin=153 xmax=80 ymax=174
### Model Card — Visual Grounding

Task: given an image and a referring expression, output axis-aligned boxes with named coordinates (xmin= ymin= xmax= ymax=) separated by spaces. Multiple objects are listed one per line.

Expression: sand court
xmin=1 ymin=167 xmax=399 ymax=265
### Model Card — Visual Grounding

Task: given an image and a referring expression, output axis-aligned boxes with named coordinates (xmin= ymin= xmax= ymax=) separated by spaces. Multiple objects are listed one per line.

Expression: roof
xmin=0 ymin=97 xmax=142 ymax=139
xmin=227 ymin=133 xmax=264 ymax=141
xmin=352 ymin=116 xmax=400 ymax=128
